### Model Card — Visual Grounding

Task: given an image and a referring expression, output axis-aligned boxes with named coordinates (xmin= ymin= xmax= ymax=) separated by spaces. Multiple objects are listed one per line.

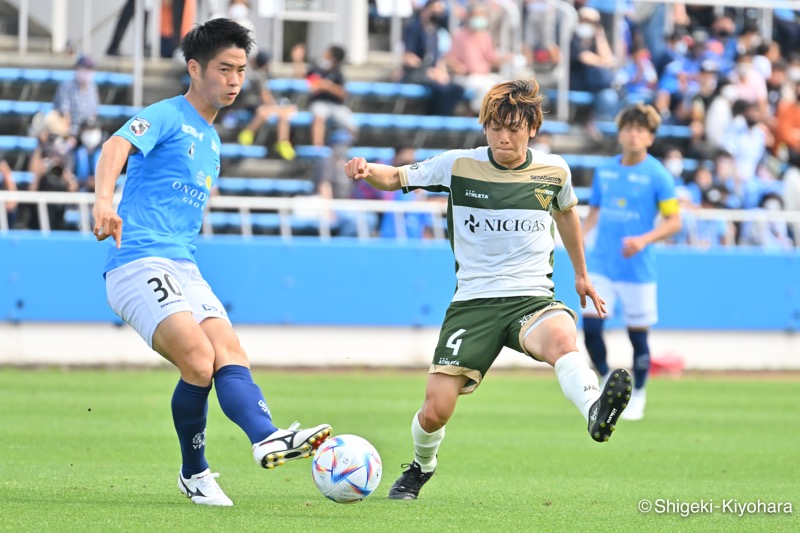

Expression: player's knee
xmin=181 ymin=359 xmax=215 ymax=385
xmin=544 ymin=330 xmax=578 ymax=361
xmin=419 ymin=400 xmax=453 ymax=428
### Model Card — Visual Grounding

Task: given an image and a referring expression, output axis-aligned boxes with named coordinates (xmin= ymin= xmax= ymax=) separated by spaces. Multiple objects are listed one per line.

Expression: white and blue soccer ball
xmin=311 ymin=434 xmax=382 ymax=504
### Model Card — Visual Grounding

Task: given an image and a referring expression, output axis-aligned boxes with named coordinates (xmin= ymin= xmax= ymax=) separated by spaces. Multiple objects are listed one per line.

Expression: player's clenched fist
xmin=344 ymin=157 xmax=369 ymax=180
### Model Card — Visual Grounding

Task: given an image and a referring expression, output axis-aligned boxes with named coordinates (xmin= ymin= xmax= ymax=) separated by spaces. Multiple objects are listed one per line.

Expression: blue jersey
xmin=586 ymin=154 xmax=677 ymax=283
xmin=104 ymin=96 xmax=221 ymax=274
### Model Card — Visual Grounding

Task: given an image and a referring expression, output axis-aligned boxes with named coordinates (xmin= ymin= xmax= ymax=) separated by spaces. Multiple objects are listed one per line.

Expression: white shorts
xmin=583 ymin=273 xmax=658 ymax=328
xmin=105 ymin=257 xmax=230 ymax=348
xmin=309 ymin=101 xmax=356 ymax=131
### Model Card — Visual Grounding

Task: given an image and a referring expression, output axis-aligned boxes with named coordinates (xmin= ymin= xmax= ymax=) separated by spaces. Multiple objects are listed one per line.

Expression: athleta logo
xmin=466 ymin=189 xmax=489 ymax=199
xmin=464 ymin=214 xmax=546 ymax=234
xmin=584 ymin=385 xmax=599 ymax=392
xmin=192 ymin=429 xmax=206 ymax=450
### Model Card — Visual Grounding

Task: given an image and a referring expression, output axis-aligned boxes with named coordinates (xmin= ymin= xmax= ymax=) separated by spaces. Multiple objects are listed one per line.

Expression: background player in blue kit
xmin=582 ymin=103 xmax=682 ymax=421
xmin=91 ymin=18 xmax=330 ymax=506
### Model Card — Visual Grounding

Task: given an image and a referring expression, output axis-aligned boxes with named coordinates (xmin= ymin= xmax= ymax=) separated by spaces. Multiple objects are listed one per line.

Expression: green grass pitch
xmin=0 ymin=368 xmax=797 ymax=532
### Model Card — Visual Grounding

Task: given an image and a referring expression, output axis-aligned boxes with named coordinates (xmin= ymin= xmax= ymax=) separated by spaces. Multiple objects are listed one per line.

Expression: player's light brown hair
xmin=615 ymin=103 xmax=662 ymax=133
xmin=478 ymin=80 xmax=544 ymax=133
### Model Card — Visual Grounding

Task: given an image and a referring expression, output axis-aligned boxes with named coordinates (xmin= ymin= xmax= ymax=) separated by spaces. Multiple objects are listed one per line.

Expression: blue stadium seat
xmin=0 ymin=67 xmax=22 ymax=83
xmin=217 ymin=177 xmax=251 ymax=196
xmin=596 ymin=121 xmax=691 ymax=140
xmin=13 ymin=171 xmax=35 ymax=186
xmin=349 ymin=146 xmax=394 ymax=162
xmin=294 ymin=145 xmax=331 ymax=159
xmin=219 ymin=144 xmax=268 ymax=159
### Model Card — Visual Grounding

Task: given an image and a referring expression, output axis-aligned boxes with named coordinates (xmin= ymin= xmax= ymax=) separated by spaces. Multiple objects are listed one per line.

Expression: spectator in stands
xmin=773 ymin=9 xmax=800 ymax=60
xmin=54 ymin=55 xmax=100 ymax=140
xmin=703 ymin=80 xmax=737 ymax=151
xmin=446 ymin=3 xmax=510 ymax=115
xmin=160 ymin=0 xmax=196 ymax=59
xmin=569 ymin=7 xmax=619 ymax=123
xmin=693 ymin=185 xmax=735 ymax=247
xmin=684 ymin=161 xmax=714 ymax=207
xmin=220 ymin=0 xmax=255 ymax=33
xmin=581 ymin=104 xmax=681 ymax=421
xmin=585 ymin=0 xmax=632 ymax=52
xmin=106 ymin=0 xmax=151 ymax=57
xmin=616 ymin=46 xmax=658 ymax=106
xmin=28 ymin=111 xmax=78 ymax=230
xmin=234 ymin=50 xmax=297 ymax=160
xmin=712 ymin=150 xmax=745 ymax=210
xmin=766 ymin=59 xmax=789 ymax=118
xmin=307 ymin=45 xmax=356 ymax=147
xmin=661 ymin=145 xmax=687 ymax=186
xmin=522 ymin=0 xmax=559 ymax=69
xmin=740 ymin=193 xmax=793 ymax=249
xmin=732 ymin=51 xmax=769 ymax=120
xmin=0 ymin=154 xmax=16 ymax=228
xmin=782 ymin=152 xmax=800 ymax=245
xmin=722 ymin=100 xmax=767 ymax=207
xmin=774 ymin=80 xmax=800 ymax=161
xmin=314 ymin=129 xmax=358 ymax=236
xmin=73 ymin=116 xmax=106 ymax=192
xmin=399 ymin=0 xmax=465 ymax=117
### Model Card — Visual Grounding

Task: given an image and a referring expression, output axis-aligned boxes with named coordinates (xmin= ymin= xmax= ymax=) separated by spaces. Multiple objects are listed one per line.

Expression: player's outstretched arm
xmin=343 ymin=157 xmax=402 ymax=191
xmin=553 ymin=207 xmax=606 ymax=317
xmin=92 ymin=136 xmax=135 ymax=248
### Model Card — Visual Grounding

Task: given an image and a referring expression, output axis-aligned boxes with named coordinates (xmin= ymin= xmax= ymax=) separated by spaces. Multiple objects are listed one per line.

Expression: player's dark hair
xmin=181 ymin=18 xmax=254 ymax=69
xmin=329 ymin=45 xmax=346 ymax=64
xmin=479 ymin=79 xmax=544 ymax=133
xmin=615 ymin=103 xmax=661 ymax=134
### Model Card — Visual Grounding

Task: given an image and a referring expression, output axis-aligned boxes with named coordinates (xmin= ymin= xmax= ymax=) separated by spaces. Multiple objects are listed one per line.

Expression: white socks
xmin=411 ymin=411 xmax=444 ymax=473
xmin=555 ymin=351 xmax=601 ymax=421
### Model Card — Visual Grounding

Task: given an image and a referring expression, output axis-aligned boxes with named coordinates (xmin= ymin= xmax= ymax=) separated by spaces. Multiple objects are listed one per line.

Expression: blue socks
xmin=583 ymin=317 xmax=609 ymax=375
xmin=628 ymin=329 xmax=651 ymax=390
xmin=214 ymin=365 xmax=278 ymax=444
xmin=171 ymin=379 xmax=211 ymax=478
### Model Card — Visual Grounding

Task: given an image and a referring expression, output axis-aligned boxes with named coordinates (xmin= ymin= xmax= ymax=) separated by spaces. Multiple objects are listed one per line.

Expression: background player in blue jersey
xmin=91 ymin=18 xmax=330 ymax=506
xmin=582 ymin=103 xmax=682 ymax=421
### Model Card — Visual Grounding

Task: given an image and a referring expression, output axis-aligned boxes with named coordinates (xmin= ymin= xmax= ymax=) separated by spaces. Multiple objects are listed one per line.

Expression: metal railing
xmin=3 ymin=190 xmax=800 ymax=248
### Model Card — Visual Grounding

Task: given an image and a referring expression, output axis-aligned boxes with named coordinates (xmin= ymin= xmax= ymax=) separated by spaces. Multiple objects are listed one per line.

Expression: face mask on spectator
xmin=674 ymin=42 xmax=688 ymax=55
xmin=665 ymin=159 xmax=684 ymax=177
xmin=788 ymin=67 xmax=800 ymax=82
xmin=430 ymin=14 xmax=446 ymax=27
xmin=75 ymin=69 xmax=93 ymax=85
xmin=737 ymin=63 xmax=752 ymax=77
xmin=469 ymin=16 xmax=488 ymax=31
xmin=317 ymin=58 xmax=332 ymax=70
xmin=229 ymin=4 xmax=249 ymax=19
xmin=81 ymin=128 xmax=103 ymax=151
xmin=763 ymin=198 xmax=782 ymax=211
xmin=576 ymin=23 xmax=595 ymax=40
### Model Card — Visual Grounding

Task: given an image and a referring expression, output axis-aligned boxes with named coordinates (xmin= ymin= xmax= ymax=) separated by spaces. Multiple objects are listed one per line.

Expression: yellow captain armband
xmin=659 ymin=198 xmax=680 ymax=216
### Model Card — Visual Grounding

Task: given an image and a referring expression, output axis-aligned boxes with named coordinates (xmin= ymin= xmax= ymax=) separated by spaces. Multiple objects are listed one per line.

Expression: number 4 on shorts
xmin=446 ymin=329 xmax=467 ymax=355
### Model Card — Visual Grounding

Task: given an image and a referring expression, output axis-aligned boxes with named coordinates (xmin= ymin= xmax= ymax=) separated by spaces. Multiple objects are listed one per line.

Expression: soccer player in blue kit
xmin=91 ymin=18 xmax=330 ymax=506
xmin=582 ymin=103 xmax=682 ymax=421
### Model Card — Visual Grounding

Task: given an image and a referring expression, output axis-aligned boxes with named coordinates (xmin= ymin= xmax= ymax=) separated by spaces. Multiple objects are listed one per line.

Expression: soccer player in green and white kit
xmin=343 ymin=80 xmax=632 ymax=500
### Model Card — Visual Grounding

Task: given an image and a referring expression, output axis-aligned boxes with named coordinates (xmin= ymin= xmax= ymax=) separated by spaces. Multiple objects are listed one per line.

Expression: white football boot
xmin=178 ymin=468 xmax=233 ymax=506
xmin=253 ymin=422 xmax=332 ymax=469
xmin=620 ymin=388 xmax=646 ymax=421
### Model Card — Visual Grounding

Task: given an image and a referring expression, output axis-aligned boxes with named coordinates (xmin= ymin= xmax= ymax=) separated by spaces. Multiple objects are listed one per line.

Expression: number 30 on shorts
xmin=446 ymin=329 xmax=467 ymax=355
xmin=147 ymin=273 xmax=183 ymax=303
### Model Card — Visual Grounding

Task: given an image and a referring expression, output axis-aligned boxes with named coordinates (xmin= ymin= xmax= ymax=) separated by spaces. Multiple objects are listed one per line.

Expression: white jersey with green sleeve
xmin=398 ymin=147 xmax=578 ymax=302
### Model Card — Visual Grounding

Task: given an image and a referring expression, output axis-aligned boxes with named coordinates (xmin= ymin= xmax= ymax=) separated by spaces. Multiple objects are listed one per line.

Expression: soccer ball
xmin=311 ymin=434 xmax=382 ymax=503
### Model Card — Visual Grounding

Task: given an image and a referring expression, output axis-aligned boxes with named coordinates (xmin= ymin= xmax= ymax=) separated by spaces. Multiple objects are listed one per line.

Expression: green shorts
xmin=430 ymin=296 xmax=577 ymax=394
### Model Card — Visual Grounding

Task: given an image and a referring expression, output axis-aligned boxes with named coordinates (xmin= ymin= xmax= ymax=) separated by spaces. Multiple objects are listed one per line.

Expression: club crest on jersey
xmin=129 ymin=117 xmax=150 ymax=136
xmin=534 ymin=188 xmax=554 ymax=209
